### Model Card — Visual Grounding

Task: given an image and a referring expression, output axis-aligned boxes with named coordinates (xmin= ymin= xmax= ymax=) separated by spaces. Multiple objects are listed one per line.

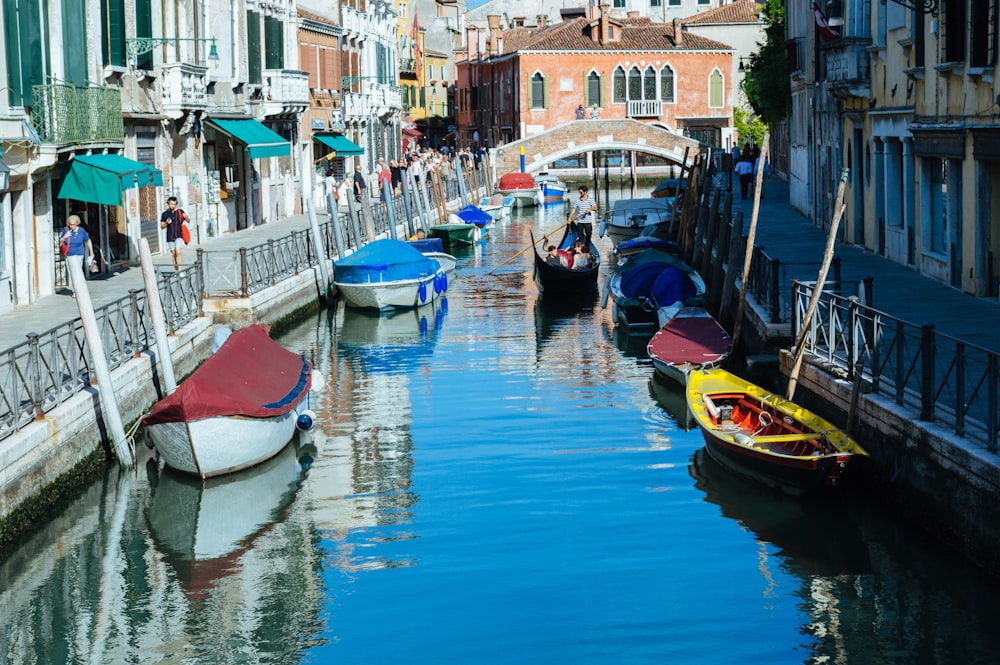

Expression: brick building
xmin=456 ymin=4 xmax=734 ymax=150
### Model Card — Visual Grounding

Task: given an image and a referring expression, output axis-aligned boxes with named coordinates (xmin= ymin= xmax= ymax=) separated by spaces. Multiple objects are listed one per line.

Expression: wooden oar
xmin=488 ymin=221 xmax=570 ymax=275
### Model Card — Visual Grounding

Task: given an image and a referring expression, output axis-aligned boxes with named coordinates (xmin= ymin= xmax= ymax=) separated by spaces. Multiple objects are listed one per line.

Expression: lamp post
xmin=125 ymin=37 xmax=219 ymax=62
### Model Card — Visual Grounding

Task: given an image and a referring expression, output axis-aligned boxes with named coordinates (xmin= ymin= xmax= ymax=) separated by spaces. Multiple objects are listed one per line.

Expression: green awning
xmin=57 ymin=154 xmax=163 ymax=206
xmin=208 ymin=117 xmax=290 ymax=158
xmin=314 ymin=133 xmax=364 ymax=156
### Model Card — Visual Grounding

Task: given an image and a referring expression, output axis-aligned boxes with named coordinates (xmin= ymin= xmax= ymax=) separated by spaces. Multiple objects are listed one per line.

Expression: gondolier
xmin=568 ymin=185 xmax=597 ymax=244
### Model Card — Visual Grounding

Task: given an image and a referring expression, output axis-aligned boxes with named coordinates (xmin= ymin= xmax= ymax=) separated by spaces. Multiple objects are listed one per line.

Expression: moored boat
xmin=599 ymin=197 xmax=676 ymax=246
xmin=647 ymin=308 xmax=732 ymax=385
xmin=686 ymin=368 xmax=869 ymax=494
xmin=428 ymin=223 xmax=482 ymax=247
xmin=448 ymin=204 xmax=493 ymax=230
xmin=407 ymin=237 xmax=458 ymax=273
xmin=498 ymin=172 xmax=539 ymax=208
xmin=479 ymin=194 xmax=513 ymax=220
xmin=531 ymin=224 xmax=600 ymax=297
xmin=603 ymin=245 xmax=705 ymax=330
xmin=142 ymin=324 xmax=315 ymax=478
xmin=534 ymin=172 xmax=568 ymax=206
xmin=334 ymin=238 xmax=448 ymax=310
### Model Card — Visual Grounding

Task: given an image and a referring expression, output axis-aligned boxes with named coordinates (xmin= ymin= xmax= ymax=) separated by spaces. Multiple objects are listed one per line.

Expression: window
xmin=660 ymin=65 xmax=674 ymax=103
xmin=399 ymin=2 xmax=406 ymax=18
xmin=628 ymin=66 xmax=641 ymax=101
xmin=928 ymin=158 xmax=948 ymax=254
xmin=247 ymin=11 xmax=261 ymax=84
xmin=586 ymin=71 xmax=602 ymax=107
xmin=708 ymin=70 xmax=723 ymax=107
xmin=970 ymin=0 xmax=998 ymax=67
xmin=529 ymin=72 xmax=546 ymax=108
xmin=613 ymin=66 xmax=626 ymax=103
xmin=651 ymin=0 xmax=661 ymax=5
xmin=669 ymin=0 xmax=681 ymax=5
xmin=264 ymin=15 xmax=284 ymax=70
xmin=101 ymin=0 xmax=126 ymax=68
xmin=613 ymin=0 xmax=626 ymax=6
xmin=942 ymin=0 xmax=967 ymax=63
xmin=643 ymin=66 xmax=656 ymax=100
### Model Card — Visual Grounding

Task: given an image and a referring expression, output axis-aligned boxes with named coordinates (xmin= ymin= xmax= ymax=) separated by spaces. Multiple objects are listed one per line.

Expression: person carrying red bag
xmin=160 ymin=195 xmax=190 ymax=270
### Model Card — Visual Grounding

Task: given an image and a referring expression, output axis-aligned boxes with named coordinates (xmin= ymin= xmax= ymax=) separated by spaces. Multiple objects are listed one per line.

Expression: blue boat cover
xmin=335 ymin=239 xmax=436 ymax=284
xmin=616 ymin=237 xmax=680 ymax=254
xmin=650 ymin=265 xmax=696 ymax=307
xmin=407 ymin=238 xmax=445 ymax=253
xmin=455 ymin=205 xmax=493 ymax=225
xmin=617 ymin=247 xmax=697 ymax=305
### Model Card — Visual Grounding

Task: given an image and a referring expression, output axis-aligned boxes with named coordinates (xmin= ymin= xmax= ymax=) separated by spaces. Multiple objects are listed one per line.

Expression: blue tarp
xmin=334 ymin=239 xmax=437 ymax=284
xmin=616 ymin=237 xmax=680 ymax=254
xmin=407 ymin=238 xmax=445 ymax=253
xmin=455 ymin=205 xmax=492 ymax=225
xmin=617 ymin=247 xmax=699 ymax=307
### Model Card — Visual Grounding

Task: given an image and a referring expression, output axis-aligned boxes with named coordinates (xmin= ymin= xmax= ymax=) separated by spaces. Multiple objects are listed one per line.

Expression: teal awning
xmin=208 ymin=117 xmax=290 ymax=158
xmin=314 ymin=133 xmax=364 ymax=156
xmin=57 ymin=154 xmax=163 ymax=206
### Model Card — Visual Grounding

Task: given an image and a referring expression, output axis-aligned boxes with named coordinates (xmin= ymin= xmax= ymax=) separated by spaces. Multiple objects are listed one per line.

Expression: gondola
xmin=530 ymin=224 xmax=600 ymax=297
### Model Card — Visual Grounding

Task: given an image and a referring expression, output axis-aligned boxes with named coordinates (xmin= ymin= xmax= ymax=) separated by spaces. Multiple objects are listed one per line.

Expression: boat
xmin=146 ymin=439 xmax=307 ymax=597
xmin=530 ymin=223 xmax=600 ymax=297
xmin=334 ymin=238 xmax=448 ymax=311
xmin=613 ymin=237 xmax=681 ymax=260
xmin=599 ymin=197 xmax=676 ymax=246
xmin=602 ymin=245 xmax=705 ymax=330
xmin=647 ymin=308 xmax=732 ymax=385
xmin=534 ymin=172 xmax=568 ymax=206
xmin=498 ymin=172 xmax=538 ymax=208
xmin=479 ymin=194 xmax=513 ymax=220
xmin=686 ymin=368 xmax=869 ymax=494
xmin=650 ymin=176 xmax=687 ymax=200
xmin=407 ymin=237 xmax=457 ymax=273
xmin=448 ymin=204 xmax=493 ymax=231
xmin=428 ymin=223 xmax=482 ymax=247
xmin=142 ymin=324 xmax=315 ymax=478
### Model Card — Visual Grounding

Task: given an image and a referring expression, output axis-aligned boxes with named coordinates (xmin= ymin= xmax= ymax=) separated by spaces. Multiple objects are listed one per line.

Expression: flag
xmin=813 ymin=2 xmax=841 ymax=42
xmin=411 ymin=8 xmax=422 ymax=77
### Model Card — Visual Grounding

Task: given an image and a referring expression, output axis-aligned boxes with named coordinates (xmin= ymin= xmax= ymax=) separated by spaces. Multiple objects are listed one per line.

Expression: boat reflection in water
xmin=146 ymin=440 xmax=309 ymax=598
xmin=647 ymin=374 xmax=696 ymax=431
xmin=336 ymin=299 xmax=446 ymax=375
xmin=688 ymin=447 xmax=1000 ymax=662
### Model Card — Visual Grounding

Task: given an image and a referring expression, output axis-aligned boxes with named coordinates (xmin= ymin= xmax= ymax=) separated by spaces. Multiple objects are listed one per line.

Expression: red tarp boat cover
xmin=499 ymin=172 xmax=535 ymax=190
xmin=648 ymin=312 xmax=732 ymax=365
xmin=144 ymin=324 xmax=311 ymax=424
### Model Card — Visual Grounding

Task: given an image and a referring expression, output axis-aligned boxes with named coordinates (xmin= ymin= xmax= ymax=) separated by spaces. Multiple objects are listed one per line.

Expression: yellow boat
xmin=686 ymin=368 xmax=869 ymax=494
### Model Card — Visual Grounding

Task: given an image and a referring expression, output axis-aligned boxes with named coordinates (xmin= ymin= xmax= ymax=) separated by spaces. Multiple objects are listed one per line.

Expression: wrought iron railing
xmin=30 ymin=83 xmax=124 ymax=144
xmin=793 ymin=281 xmax=1000 ymax=453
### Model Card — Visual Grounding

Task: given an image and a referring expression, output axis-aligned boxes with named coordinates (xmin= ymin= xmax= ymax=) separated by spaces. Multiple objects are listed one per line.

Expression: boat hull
xmin=539 ymin=182 xmax=567 ymax=206
xmin=429 ymin=224 xmax=481 ymax=247
xmin=335 ymin=271 xmax=445 ymax=311
xmin=647 ymin=308 xmax=732 ymax=385
xmin=499 ymin=188 xmax=538 ymax=208
xmin=686 ymin=368 xmax=868 ymax=494
xmin=531 ymin=228 xmax=600 ymax=297
xmin=146 ymin=395 xmax=306 ymax=479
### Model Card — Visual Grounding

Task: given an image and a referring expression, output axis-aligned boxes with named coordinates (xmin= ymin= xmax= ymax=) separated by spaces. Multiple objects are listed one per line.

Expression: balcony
xmin=262 ymin=69 xmax=310 ymax=116
xmin=29 ymin=83 xmax=124 ymax=144
xmin=400 ymin=58 xmax=417 ymax=78
xmin=160 ymin=62 xmax=209 ymax=119
xmin=824 ymin=37 xmax=871 ymax=99
xmin=627 ymin=100 xmax=662 ymax=119
xmin=343 ymin=91 xmax=369 ymax=120
xmin=786 ymin=37 xmax=805 ymax=78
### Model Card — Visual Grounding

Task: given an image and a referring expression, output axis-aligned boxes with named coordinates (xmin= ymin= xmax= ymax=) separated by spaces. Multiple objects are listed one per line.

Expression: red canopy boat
xmin=647 ymin=308 xmax=732 ymax=385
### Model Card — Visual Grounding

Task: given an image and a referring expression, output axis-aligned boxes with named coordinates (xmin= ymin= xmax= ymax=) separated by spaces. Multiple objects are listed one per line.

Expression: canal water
xmin=3 ymin=193 xmax=1000 ymax=664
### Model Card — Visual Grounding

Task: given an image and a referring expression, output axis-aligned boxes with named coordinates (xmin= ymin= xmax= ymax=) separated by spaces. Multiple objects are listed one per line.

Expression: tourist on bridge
xmin=576 ymin=105 xmax=585 ymax=120
xmin=589 ymin=104 xmax=600 ymax=120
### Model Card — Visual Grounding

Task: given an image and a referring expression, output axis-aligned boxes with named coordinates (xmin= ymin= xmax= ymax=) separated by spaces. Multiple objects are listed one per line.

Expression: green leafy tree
xmin=734 ymin=107 xmax=768 ymax=149
xmin=741 ymin=0 xmax=790 ymax=126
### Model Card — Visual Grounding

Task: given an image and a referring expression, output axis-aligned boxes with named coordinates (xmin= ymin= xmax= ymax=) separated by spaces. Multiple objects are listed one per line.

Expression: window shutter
xmin=583 ymin=73 xmax=589 ymax=106
xmin=102 ymin=0 xmax=126 ymax=67
xmin=247 ymin=11 xmax=261 ymax=84
xmin=543 ymin=77 xmax=549 ymax=108
xmin=599 ymin=74 xmax=605 ymax=107
xmin=134 ymin=0 xmax=152 ymax=70
xmin=527 ymin=78 xmax=533 ymax=108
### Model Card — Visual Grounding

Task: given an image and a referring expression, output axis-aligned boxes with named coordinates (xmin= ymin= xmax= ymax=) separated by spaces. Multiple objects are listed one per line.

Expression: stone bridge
xmin=491 ymin=118 xmax=706 ymax=178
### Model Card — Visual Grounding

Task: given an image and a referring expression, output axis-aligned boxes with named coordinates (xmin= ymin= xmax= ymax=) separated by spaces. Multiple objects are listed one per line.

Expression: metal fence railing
xmin=793 ymin=281 xmax=1000 ymax=454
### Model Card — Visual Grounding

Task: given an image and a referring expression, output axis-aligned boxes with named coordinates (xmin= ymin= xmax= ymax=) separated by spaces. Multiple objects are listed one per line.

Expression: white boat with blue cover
xmin=407 ymin=237 xmax=458 ymax=274
xmin=334 ymin=238 xmax=448 ymax=311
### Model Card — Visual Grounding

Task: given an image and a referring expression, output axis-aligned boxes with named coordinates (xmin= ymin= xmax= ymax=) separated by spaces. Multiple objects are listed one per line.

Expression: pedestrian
xmin=576 ymin=104 xmax=585 ymax=120
xmin=390 ymin=159 xmax=403 ymax=195
xmin=734 ymin=158 xmax=754 ymax=200
xmin=377 ymin=158 xmax=392 ymax=201
xmin=589 ymin=104 xmax=600 ymax=120
xmin=160 ymin=196 xmax=189 ymax=270
xmin=353 ymin=164 xmax=367 ymax=202
xmin=59 ymin=214 xmax=95 ymax=297
xmin=337 ymin=178 xmax=350 ymax=212
xmin=568 ymin=185 xmax=597 ymax=245
xmin=324 ymin=168 xmax=338 ymax=218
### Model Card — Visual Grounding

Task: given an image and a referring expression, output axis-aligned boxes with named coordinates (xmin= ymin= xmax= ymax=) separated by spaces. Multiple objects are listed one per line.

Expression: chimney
xmin=497 ymin=36 xmax=504 ymax=55
xmin=627 ymin=11 xmax=639 ymax=19
xmin=487 ymin=14 xmax=501 ymax=31
xmin=537 ymin=14 xmax=544 ymax=27
xmin=466 ymin=26 xmax=479 ymax=58
xmin=673 ymin=17 xmax=683 ymax=47
xmin=600 ymin=4 xmax=610 ymax=45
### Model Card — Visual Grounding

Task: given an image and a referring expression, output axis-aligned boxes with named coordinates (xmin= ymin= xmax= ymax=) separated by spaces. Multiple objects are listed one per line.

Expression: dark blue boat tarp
xmin=650 ymin=265 xmax=696 ymax=308
xmin=335 ymin=239 xmax=437 ymax=284
xmin=407 ymin=238 xmax=445 ymax=254
xmin=455 ymin=205 xmax=493 ymax=225
xmin=616 ymin=237 xmax=680 ymax=254
xmin=616 ymin=247 xmax=699 ymax=306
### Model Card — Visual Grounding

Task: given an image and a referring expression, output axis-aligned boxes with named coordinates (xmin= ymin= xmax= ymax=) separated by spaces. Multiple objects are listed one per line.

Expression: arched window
xmin=708 ymin=69 xmax=724 ymax=108
xmin=643 ymin=66 xmax=656 ymax=100
xmin=586 ymin=71 xmax=602 ymax=107
xmin=613 ymin=66 xmax=626 ymax=103
xmin=628 ymin=66 xmax=642 ymax=101
xmin=529 ymin=72 xmax=546 ymax=108
xmin=660 ymin=65 xmax=674 ymax=103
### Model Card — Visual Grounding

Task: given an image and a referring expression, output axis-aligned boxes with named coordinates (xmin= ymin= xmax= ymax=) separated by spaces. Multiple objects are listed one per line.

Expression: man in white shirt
xmin=734 ymin=158 xmax=754 ymax=200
